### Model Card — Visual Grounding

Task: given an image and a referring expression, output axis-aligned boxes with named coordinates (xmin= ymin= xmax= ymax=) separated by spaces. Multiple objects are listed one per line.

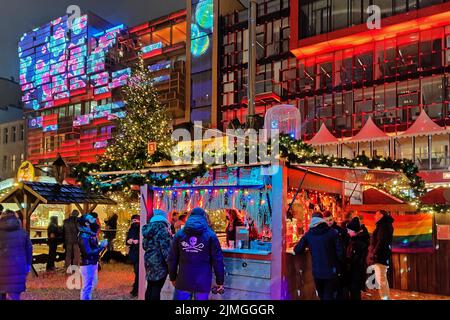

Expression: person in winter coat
xmin=126 ymin=214 xmax=140 ymax=297
xmin=142 ymin=210 xmax=172 ymax=300
xmin=367 ymin=210 xmax=394 ymax=300
xmin=168 ymin=207 xmax=225 ymax=300
xmin=0 ymin=210 xmax=33 ymax=300
xmin=46 ymin=216 xmax=60 ymax=271
xmin=294 ymin=212 xmax=344 ymax=300
xmin=104 ymin=213 xmax=118 ymax=248
xmin=63 ymin=210 xmax=80 ymax=268
xmin=323 ymin=210 xmax=349 ymax=300
xmin=78 ymin=213 xmax=108 ymax=300
xmin=345 ymin=217 xmax=370 ymax=300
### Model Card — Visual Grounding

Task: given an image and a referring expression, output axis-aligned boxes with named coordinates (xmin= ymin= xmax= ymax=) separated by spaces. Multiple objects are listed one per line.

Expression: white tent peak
xmin=307 ymin=123 xmax=339 ymax=145
xmin=349 ymin=116 xmax=389 ymax=142
xmin=400 ymin=109 xmax=446 ymax=138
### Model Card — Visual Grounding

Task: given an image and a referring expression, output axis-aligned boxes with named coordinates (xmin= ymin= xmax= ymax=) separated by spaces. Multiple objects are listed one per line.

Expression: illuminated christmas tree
xmin=100 ymin=54 xmax=174 ymax=170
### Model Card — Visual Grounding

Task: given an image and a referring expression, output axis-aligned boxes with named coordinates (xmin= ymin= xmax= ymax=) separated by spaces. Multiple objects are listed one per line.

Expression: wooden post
xmin=270 ymin=162 xmax=287 ymax=300
xmin=138 ymin=185 xmax=154 ymax=300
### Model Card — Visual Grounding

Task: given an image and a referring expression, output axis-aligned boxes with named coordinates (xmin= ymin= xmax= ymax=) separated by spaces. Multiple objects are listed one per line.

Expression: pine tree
xmin=100 ymin=55 xmax=174 ymax=170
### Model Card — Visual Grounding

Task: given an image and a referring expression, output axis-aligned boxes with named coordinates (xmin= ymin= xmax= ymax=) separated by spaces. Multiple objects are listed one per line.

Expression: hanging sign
xmin=193 ymin=169 xmax=214 ymax=186
xmin=148 ymin=142 xmax=157 ymax=155
xmin=239 ymin=167 xmax=264 ymax=186
xmin=214 ymin=167 xmax=238 ymax=186
xmin=437 ymin=225 xmax=450 ymax=240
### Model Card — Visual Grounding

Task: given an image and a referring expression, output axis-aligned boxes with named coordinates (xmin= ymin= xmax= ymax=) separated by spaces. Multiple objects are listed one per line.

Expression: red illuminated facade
xmin=218 ymin=0 xmax=450 ymax=180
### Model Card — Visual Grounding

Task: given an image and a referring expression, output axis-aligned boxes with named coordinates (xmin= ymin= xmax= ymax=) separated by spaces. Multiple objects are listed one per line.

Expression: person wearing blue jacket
xmin=0 ymin=210 xmax=33 ymax=300
xmin=78 ymin=213 xmax=108 ymax=300
xmin=294 ymin=212 xmax=344 ymax=300
xmin=168 ymin=207 xmax=224 ymax=300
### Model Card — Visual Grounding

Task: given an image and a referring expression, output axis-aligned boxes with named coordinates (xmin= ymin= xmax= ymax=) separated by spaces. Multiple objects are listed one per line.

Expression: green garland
xmin=72 ymin=134 xmax=448 ymax=213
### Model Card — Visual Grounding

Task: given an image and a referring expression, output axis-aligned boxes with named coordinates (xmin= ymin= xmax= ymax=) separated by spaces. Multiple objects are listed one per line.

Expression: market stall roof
xmin=0 ymin=182 xmax=116 ymax=205
xmin=290 ymin=164 xmax=403 ymax=185
xmin=420 ymin=187 xmax=450 ymax=205
xmin=348 ymin=117 xmax=389 ymax=142
xmin=399 ymin=109 xmax=447 ymax=138
xmin=307 ymin=123 xmax=339 ymax=145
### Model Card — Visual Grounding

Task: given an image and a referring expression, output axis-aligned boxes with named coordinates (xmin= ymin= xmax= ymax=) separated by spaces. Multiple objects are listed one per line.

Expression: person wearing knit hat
xmin=126 ymin=214 xmax=141 ymax=297
xmin=168 ymin=207 xmax=224 ymax=300
xmin=142 ymin=209 xmax=172 ymax=300
xmin=345 ymin=216 xmax=370 ymax=300
xmin=294 ymin=211 xmax=344 ymax=300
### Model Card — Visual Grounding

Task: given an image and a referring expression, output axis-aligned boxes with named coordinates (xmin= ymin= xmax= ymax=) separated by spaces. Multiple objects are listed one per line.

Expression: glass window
xmin=74 ymin=103 xmax=82 ymax=117
xmin=332 ymin=0 xmax=348 ymax=30
xmin=421 ymin=76 xmax=443 ymax=105
xmin=12 ymin=126 xmax=16 ymax=142
xmin=397 ymin=34 xmax=419 ymax=74
xmin=341 ymin=51 xmax=353 ymax=85
xmin=3 ymin=128 xmax=8 ymax=144
xmin=420 ymin=30 xmax=443 ymax=70
xmin=58 ymin=106 xmax=66 ymax=119
xmin=374 ymin=0 xmax=393 ymax=18
xmin=354 ymin=51 xmax=373 ymax=83
xmin=317 ymin=60 xmax=333 ymax=90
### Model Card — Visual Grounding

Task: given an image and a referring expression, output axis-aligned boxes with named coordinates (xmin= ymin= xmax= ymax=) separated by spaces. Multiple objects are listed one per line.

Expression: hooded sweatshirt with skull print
xmin=167 ymin=208 xmax=224 ymax=294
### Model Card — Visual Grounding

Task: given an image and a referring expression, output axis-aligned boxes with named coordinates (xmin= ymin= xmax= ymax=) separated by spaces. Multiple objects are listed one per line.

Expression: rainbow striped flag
xmin=362 ymin=213 xmax=434 ymax=253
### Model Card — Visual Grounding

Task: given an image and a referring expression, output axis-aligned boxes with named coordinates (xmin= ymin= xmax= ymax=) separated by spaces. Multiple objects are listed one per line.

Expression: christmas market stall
xmin=135 ymin=162 xmax=413 ymax=300
xmin=346 ymin=188 xmax=450 ymax=296
xmin=0 ymin=181 xmax=116 ymax=271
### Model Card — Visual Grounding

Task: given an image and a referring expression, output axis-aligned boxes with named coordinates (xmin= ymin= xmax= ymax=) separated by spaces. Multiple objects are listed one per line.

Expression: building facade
xmin=18 ymin=0 xmax=450 ymax=185
xmin=19 ymin=11 xmax=187 ymax=167
xmin=216 ymin=0 xmax=450 ymax=186
xmin=0 ymin=78 xmax=24 ymax=181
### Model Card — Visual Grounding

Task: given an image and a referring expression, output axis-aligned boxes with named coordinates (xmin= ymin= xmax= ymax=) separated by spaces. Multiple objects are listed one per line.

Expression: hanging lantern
xmin=264 ymin=104 xmax=301 ymax=139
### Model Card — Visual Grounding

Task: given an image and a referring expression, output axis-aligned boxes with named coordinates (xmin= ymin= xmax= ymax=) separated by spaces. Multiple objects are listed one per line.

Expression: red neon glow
xmin=291 ymin=10 xmax=450 ymax=59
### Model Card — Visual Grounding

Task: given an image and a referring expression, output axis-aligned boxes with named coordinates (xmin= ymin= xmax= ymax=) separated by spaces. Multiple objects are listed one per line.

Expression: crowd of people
xmin=0 ymin=202 xmax=394 ymax=301
xmin=294 ymin=209 xmax=394 ymax=300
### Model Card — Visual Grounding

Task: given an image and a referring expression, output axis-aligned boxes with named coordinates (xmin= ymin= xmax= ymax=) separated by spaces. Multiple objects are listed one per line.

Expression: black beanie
xmin=347 ymin=217 xmax=361 ymax=232
xmin=190 ymin=207 xmax=206 ymax=217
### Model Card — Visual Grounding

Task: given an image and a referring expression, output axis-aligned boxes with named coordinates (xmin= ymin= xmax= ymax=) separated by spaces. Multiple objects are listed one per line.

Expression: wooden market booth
xmin=0 ymin=181 xmax=116 ymax=233
xmin=346 ymin=194 xmax=450 ymax=296
xmin=136 ymin=161 xmax=409 ymax=300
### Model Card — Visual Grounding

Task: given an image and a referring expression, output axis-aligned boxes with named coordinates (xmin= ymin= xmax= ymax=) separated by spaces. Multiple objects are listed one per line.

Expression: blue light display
xmin=190 ymin=0 xmax=213 ymax=57
xmin=141 ymin=42 xmax=163 ymax=54
xmin=19 ymin=15 xmax=125 ymax=110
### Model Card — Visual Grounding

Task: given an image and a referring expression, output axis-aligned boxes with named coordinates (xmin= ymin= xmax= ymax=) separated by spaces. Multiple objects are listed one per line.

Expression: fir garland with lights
xmin=71 ymin=133 xmax=450 ymax=213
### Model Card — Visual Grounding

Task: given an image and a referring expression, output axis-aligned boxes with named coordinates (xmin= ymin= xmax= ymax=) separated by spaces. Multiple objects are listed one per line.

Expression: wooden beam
xmin=345 ymin=204 xmax=416 ymax=212
xmin=28 ymin=198 xmax=41 ymax=217
xmin=89 ymin=204 xmax=98 ymax=213
xmin=74 ymin=203 xmax=84 ymax=214
xmin=23 ymin=184 xmax=47 ymax=204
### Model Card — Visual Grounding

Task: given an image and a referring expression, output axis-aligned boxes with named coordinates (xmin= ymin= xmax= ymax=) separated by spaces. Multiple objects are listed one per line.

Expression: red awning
xmin=349 ymin=117 xmax=389 ymax=143
xmin=307 ymin=123 xmax=339 ymax=145
xmin=420 ymin=187 xmax=450 ymax=205
xmin=400 ymin=109 xmax=447 ymax=138
xmin=291 ymin=165 xmax=403 ymax=185
xmin=363 ymin=188 xmax=405 ymax=205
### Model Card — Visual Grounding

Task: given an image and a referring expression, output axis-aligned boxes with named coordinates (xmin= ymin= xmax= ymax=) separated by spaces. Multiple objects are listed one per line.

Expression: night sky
xmin=0 ymin=0 xmax=186 ymax=80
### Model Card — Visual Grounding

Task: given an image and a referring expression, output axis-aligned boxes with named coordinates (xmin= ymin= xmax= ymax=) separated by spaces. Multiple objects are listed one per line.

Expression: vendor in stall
xmin=225 ymin=209 xmax=244 ymax=248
